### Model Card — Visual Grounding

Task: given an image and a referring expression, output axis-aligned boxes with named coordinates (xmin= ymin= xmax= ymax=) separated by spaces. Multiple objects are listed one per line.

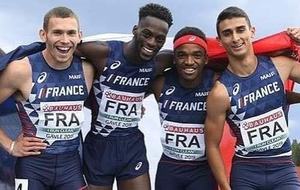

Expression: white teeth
xmin=184 ymin=68 xmax=195 ymax=74
xmin=232 ymin=44 xmax=243 ymax=48
xmin=57 ymin=47 xmax=70 ymax=51
xmin=143 ymin=47 xmax=153 ymax=53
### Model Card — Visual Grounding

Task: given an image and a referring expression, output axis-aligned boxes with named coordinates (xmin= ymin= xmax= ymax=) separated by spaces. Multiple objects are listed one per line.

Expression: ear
xmin=78 ymin=30 xmax=83 ymax=42
xmin=216 ymin=36 xmax=222 ymax=46
xmin=203 ymin=53 xmax=208 ymax=65
xmin=39 ymin=29 xmax=46 ymax=42
xmin=132 ymin=25 xmax=138 ymax=35
xmin=250 ymin=26 xmax=256 ymax=39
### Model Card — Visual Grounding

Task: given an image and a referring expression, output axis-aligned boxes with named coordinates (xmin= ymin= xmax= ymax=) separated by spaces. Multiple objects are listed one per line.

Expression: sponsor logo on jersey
xmin=135 ymin=162 xmax=143 ymax=170
xmin=110 ymin=60 xmax=121 ymax=70
xmin=260 ymin=71 xmax=275 ymax=80
xmin=139 ymin=68 xmax=153 ymax=73
xmin=165 ymin=86 xmax=175 ymax=95
xmin=69 ymin=74 xmax=82 ymax=79
xmin=195 ymin=91 xmax=209 ymax=97
xmin=233 ymin=83 xmax=240 ymax=96
xmin=37 ymin=72 xmax=47 ymax=83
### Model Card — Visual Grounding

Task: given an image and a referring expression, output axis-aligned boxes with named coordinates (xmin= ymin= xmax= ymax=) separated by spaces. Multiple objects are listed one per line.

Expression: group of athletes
xmin=1 ymin=3 xmax=300 ymax=190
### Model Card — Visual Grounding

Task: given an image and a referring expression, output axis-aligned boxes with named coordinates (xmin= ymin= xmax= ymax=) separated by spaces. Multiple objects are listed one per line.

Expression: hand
xmin=141 ymin=105 xmax=146 ymax=118
xmin=287 ymin=28 xmax=300 ymax=44
xmin=10 ymin=134 xmax=48 ymax=157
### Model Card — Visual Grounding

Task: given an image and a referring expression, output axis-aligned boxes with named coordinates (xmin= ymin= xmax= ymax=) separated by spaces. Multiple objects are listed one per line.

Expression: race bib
xmin=240 ymin=107 xmax=288 ymax=153
xmin=37 ymin=101 xmax=84 ymax=144
xmin=15 ymin=178 xmax=28 ymax=190
xmin=98 ymin=89 xmax=144 ymax=128
xmin=161 ymin=120 xmax=205 ymax=161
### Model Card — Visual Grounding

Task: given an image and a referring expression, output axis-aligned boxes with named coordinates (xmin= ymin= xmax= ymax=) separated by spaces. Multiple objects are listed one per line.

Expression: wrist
xmin=9 ymin=141 xmax=15 ymax=155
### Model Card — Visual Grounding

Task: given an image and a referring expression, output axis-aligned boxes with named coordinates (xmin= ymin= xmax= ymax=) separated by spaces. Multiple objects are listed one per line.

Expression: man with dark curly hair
xmin=75 ymin=3 xmax=173 ymax=190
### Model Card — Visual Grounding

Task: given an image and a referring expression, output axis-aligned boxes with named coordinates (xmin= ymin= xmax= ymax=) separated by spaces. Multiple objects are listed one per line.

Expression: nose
xmin=60 ymin=33 xmax=69 ymax=43
xmin=185 ymin=55 xmax=194 ymax=65
xmin=146 ymin=37 xmax=156 ymax=48
xmin=232 ymin=32 xmax=240 ymax=42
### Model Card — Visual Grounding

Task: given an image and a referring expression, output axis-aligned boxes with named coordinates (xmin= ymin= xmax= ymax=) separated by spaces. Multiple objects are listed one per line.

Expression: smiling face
xmin=132 ymin=16 xmax=169 ymax=61
xmin=217 ymin=17 xmax=255 ymax=59
xmin=39 ymin=16 xmax=81 ymax=68
xmin=174 ymin=43 xmax=207 ymax=88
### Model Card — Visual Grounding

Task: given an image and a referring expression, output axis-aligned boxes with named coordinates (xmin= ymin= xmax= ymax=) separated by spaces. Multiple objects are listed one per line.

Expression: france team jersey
xmin=219 ymin=56 xmax=291 ymax=159
xmin=89 ymin=41 xmax=156 ymax=137
xmin=158 ymin=68 xmax=214 ymax=161
xmin=17 ymin=52 xmax=88 ymax=154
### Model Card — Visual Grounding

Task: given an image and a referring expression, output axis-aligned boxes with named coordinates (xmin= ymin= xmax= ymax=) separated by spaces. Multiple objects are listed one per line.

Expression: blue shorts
xmin=83 ymin=130 xmax=149 ymax=186
xmin=0 ymin=112 xmax=21 ymax=187
xmin=230 ymin=158 xmax=300 ymax=190
xmin=155 ymin=154 xmax=217 ymax=190
xmin=15 ymin=150 xmax=86 ymax=190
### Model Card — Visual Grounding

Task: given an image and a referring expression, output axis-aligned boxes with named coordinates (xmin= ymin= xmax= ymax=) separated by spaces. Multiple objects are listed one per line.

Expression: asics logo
xmin=37 ymin=72 xmax=47 ymax=83
xmin=135 ymin=162 xmax=143 ymax=170
xmin=232 ymin=83 xmax=240 ymax=96
xmin=110 ymin=61 xmax=121 ymax=70
xmin=189 ymin=35 xmax=196 ymax=41
xmin=165 ymin=86 xmax=175 ymax=95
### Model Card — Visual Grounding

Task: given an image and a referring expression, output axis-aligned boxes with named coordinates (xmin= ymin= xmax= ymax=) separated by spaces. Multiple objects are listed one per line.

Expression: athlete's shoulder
xmin=209 ymin=81 xmax=229 ymax=102
xmin=271 ymin=55 xmax=297 ymax=65
xmin=6 ymin=56 xmax=31 ymax=77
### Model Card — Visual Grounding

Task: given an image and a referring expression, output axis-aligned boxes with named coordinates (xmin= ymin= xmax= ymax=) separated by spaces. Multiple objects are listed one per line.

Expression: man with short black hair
xmin=205 ymin=6 xmax=300 ymax=190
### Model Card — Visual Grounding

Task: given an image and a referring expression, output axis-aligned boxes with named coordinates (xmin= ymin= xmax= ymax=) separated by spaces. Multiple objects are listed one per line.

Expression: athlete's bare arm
xmin=153 ymin=49 xmax=174 ymax=76
xmin=82 ymin=60 xmax=95 ymax=93
xmin=150 ymin=75 xmax=165 ymax=102
xmin=76 ymin=41 xmax=109 ymax=74
xmin=0 ymin=58 xmax=47 ymax=157
xmin=205 ymin=81 xmax=231 ymax=190
xmin=271 ymin=56 xmax=300 ymax=84
xmin=273 ymin=55 xmax=300 ymax=105
xmin=286 ymin=91 xmax=300 ymax=104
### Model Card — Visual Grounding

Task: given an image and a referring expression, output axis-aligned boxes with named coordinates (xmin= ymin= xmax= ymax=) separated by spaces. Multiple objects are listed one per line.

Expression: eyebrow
xmin=221 ymin=25 xmax=246 ymax=34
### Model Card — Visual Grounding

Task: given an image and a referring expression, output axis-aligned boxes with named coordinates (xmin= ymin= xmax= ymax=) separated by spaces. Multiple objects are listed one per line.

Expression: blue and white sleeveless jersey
xmin=17 ymin=52 xmax=88 ymax=154
xmin=159 ymin=68 xmax=214 ymax=161
xmin=90 ymin=41 xmax=156 ymax=136
xmin=219 ymin=56 xmax=291 ymax=159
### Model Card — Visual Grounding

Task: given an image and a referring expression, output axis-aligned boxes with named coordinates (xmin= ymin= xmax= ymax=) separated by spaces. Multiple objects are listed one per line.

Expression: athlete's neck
xmin=42 ymin=50 xmax=72 ymax=70
xmin=227 ymin=54 xmax=258 ymax=77
xmin=124 ymin=40 xmax=143 ymax=64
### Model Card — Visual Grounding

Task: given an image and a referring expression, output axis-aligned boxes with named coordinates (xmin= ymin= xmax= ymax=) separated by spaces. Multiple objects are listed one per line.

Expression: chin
xmin=140 ymin=54 xmax=153 ymax=61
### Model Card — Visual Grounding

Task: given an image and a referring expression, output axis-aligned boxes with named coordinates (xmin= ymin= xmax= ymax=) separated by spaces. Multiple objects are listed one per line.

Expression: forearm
xmin=0 ymin=128 xmax=14 ymax=153
xmin=207 ymin=146 xmax=231 ymax=190
xmin=286 ymin=91 xmax=300 ymax=104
